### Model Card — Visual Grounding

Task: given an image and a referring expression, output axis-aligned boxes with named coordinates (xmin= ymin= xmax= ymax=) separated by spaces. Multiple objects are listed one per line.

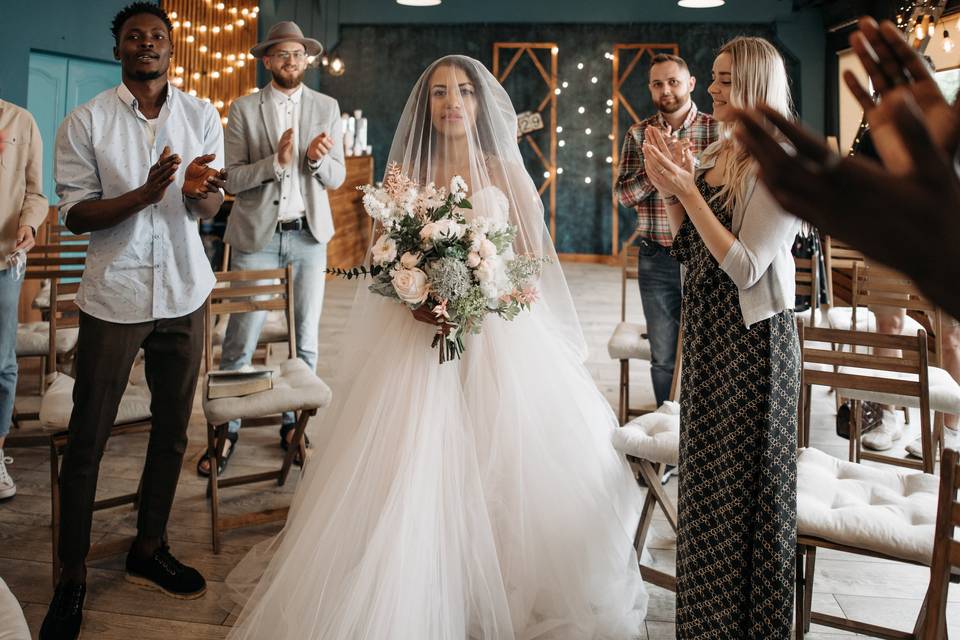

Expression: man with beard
xmin=196 ymin=22 xmax=344 ymax=477
xmin=615 ymin=53 xmax=717 ymax=411
xmin=41 ymin=3 xmax=225 ymax=638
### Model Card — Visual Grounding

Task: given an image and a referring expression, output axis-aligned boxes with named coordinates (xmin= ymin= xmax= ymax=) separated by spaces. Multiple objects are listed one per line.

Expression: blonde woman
xmin=644 ymin=36 xmax=800 ymax=638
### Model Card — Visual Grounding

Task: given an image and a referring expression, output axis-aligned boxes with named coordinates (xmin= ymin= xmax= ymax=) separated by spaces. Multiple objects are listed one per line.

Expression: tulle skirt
xmin=225 ymin=297 xmax=647 ymax=639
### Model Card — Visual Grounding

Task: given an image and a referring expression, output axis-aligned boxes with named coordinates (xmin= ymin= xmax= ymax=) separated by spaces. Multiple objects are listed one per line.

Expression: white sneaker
xmin=906 ymin=426 xmax=960 ymax=459
xmin=862 ymin=409 xmax=905 ymax=451
xmin=0 ymin=450 xmax=15 ymax=500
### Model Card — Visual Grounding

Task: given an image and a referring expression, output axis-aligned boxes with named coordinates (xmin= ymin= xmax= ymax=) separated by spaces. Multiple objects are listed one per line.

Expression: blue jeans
xmin=0 ymin=268 xmax=23 ymax=440
xmin=220 ymin=228 xmax=326 ymax=434
xmin=637 ymin=238 xmax=682 ymax=407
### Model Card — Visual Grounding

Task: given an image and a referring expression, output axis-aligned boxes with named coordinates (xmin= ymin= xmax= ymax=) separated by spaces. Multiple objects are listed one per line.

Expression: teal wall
xmin=0 ymin=0 xmax=134 ymax=108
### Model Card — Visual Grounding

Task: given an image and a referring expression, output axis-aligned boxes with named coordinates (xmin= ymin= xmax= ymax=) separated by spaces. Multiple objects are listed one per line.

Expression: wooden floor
xmin=3 ymin=261 xmax=959 ymax=639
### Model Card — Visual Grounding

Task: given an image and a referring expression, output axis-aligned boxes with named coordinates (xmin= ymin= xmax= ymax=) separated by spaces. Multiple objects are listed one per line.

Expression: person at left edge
xmin=40 ymin=3 xmax=225 ymax=639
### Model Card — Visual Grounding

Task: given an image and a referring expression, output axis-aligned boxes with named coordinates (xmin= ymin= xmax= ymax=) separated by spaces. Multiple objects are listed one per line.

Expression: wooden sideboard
xmin=327 ymin=155 xmax=375 ymax=271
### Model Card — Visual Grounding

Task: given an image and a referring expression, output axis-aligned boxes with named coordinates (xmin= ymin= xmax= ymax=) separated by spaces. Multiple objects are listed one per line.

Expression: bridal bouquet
xmin=330 ymin=163 xmax=548 ymax=363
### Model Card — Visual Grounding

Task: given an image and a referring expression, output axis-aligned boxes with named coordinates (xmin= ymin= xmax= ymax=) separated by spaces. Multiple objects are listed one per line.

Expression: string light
xmin=584 ymin=177 xmax=592 ymax=184
xmin=606 ymin=99 xmax=614 ymax=106
xmin=577 ymin=62 xmax=584 ymax=70
xmin=556 ymin=167 xmax=564 ymax=174
xmin=585 ymin=128 xmax=592 ymax=135
xmin=559 ymin=140 xmax=566 ymax=147
xmin=555 ymin=88 xmax=561 ymax=95
xmin=543 ymin=171 xmax=551 ymax=178
xmin=562 ymin=81 xmax=569 ymax=88
xmin=556 ymin=126 xmax=563 ymax=133
xmin=606 ymin=156 xmax=613 ymax=163
xmin=590 ymin=76 xmax=598 ymax=83
xmin=551 ymin=46 xmax=559 ymax=54
xmin=586 ymin=150 xmax=594 ymax=158
xmin=167 ymin=3 xmax=259 ymax=124
xmin=578 ymin=106 xmax=585 ymax=114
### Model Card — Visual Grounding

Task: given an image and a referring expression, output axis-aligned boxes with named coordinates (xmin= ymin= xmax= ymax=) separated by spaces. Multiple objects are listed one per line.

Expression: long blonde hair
xmin=702 ymin=36 xmax=793 ymax=212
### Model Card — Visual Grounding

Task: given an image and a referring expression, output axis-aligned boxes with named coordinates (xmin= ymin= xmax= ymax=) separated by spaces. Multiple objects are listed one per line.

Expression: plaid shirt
xmin=615 ymin=103 xmax=718 ymax=247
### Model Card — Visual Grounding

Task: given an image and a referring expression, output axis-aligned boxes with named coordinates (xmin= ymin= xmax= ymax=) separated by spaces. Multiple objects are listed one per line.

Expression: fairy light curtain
xmin=162 ymin=1 xmax=260 ymax=125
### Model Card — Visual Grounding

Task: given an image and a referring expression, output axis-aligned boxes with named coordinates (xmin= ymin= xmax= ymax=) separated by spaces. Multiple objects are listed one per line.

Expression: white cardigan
xmin=695 ymin=151 xmax=800 ymax=328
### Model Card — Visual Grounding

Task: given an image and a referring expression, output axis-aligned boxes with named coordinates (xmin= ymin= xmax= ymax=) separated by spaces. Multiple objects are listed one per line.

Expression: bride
xmin=225 ymin=55 xmax=647 ymax=640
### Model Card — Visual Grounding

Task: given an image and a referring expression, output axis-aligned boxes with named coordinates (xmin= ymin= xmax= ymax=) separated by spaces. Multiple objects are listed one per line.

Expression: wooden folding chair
xmin=42 ymin=277 xmax=153 ymax=586
xmin=615 ymin=330 xmax=682 ymax=592
xmin=607 ymin=236 xmax=653 ymax=424
xmin=798 ymin=323 xmax=936 ymax=473
xmin=921 ymin=447 xmax=960 ymax=639
xmin=203 ymin=266 xmax=332 ymax=552
xmin=794 ymin=446 xmax=943 ymax=639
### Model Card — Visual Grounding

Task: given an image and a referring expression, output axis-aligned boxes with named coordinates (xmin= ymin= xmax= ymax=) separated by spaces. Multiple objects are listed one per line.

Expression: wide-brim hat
xmin=250 ymin=21 xmax=323 ymax=58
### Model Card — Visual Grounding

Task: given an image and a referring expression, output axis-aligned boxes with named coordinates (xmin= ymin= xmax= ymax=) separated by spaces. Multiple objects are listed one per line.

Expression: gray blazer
xmin=224 ymin=86 xmax=346 ymax=252
xmin=697 ymin=148 xmax=800 ymax=328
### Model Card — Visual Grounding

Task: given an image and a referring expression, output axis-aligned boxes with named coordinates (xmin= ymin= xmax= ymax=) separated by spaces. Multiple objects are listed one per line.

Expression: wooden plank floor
xmin=3 ymin=261 xmax=959 ymax=639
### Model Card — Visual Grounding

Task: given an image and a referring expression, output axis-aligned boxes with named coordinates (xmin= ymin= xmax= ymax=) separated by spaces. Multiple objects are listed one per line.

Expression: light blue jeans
xmin=220 ymin=228 xmax=326 ymax=434
xmin=0 ymin=267 xmax=23 ymax=439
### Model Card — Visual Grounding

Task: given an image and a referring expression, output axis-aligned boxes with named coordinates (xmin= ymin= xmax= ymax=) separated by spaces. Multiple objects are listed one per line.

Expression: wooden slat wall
xmin=327 ymin=155 xmax=374 ymax=270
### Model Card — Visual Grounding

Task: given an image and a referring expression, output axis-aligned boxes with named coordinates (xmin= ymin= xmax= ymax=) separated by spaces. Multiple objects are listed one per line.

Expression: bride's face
xmin=428 ymin=64 xmax=478 ymax=141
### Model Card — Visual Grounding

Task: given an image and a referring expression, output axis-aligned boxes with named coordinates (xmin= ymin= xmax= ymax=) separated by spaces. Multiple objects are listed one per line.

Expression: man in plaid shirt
xmin=615 ymin=53 xmax=717 ymax=407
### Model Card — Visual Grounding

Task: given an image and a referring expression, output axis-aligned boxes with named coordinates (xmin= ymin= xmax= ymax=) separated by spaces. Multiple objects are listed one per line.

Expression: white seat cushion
xmin=836 ymin=365 xmax=960 ymax=415
xmin=612 ymin=401 xmax=680 ymax=465
xmin=203 ymin=358 xmax=332 ymax=426
xmin=826 ymin=307 xmax=925 ymax=336
xmin=607 ymin=322 xmax=651 ymax=360
xmin=31 ymin=279 xmax=78 ymax=311
xmin=38 ymin=367 xmax=152 ymax=431
xmin=797 ymin=447 xmax=938 ymax=565
xmin=15 ymin=322 xmax=79 ymax=357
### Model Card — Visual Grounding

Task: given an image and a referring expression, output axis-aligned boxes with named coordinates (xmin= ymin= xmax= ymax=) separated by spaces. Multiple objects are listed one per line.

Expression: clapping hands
xmin=644 ymin=126 xmax=696 ymax=200
xmin=307 ymin=132 xmax=334 ymax=163
xmin=182 ymin=153 xmax=227 ymax=199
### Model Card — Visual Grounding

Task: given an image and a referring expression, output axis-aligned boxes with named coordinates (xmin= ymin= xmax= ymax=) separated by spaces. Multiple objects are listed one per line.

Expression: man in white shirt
xmin=200 ymin=21 xmax=345 ymax=476
xmin=42 ymin=4 xmax=225 ymax=638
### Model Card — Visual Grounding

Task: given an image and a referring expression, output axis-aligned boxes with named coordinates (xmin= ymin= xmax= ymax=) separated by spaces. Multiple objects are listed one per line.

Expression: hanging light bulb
xmin=945 ymin=30 xmax=956 ymax=52
xmin=169 ymin=11 xmax=177 ymax=18
xmin=199 ymin=25 xmax=207 ymax=33
xmin=584 ymin=177 xmax=592 ymax=184
xmin=585 ymin=128 xmax=592 ymax=135
xmin=212 ymin=26 xmax=220 ymax=34
xmin=558 ymin=140 xmax=566 ymax=147
xmin=577 ymin=62 xmax=584 ymax=70
xmin=556 ymin=126 xmax=563 ymax=133
xmin=555 ymin=88 xmax=561 ymax=95
xmin=586 ymin=150 xmax=594 ymax=158
xmin=199 ymin=45 xmax=208 ymax=53
xmin=192 ymin=71 xmax=201 ymax=80
xmin=551 ymin=46 xmax=559 ymax=54
xmin=175 ymin=65 xmax=184 ymax=74
xmin=183 ymin=20 xmax=191 ymax=28
xmin=562 ymin=81 xmax=569 ymax=88
xmin=329 ymin=54 xmax=345 ymax=76
xmin=543 ymin=171 xmax=551 ymax=178
xmin=556 ymin=167 xmax=563 ymax=174
xmin=185 ymin=35 xmax=195 ymax=43
xmin=578 ymin=106 xmax=585 ymax=114
xmin=606 ymin=156 xmax=613 ymax=163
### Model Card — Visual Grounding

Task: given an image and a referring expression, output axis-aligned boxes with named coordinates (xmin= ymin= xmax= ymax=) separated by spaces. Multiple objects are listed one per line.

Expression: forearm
xmin=186 ymin=192 xmax=224 ymax=219
xmin=65 ymin=189 xmax=147 ymax=234
xmin=665 ymin=200 xmax=687 ymax=237
xmin=225 ymin=155 xmax=277 ymax=194
xmin=677 ymin=188 xmax=735 ymax=263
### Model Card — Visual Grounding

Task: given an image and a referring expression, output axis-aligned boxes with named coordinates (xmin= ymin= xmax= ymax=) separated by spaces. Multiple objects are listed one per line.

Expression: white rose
xmin=450 ymin=175 xmax=468 ymax=196
xmin=478 ymin=238 xmax=497 ymax=259
xmin=400 ymin=251 xmax=422 ymax=269
xmin=466 ymin=251 xmax=482 ymax=268
xmin=371 ymin=234 xmax=397 ymax=266
xmin=431 ymin=219 xmax=465 ymax=241
xmin=391 ymin=268 xmax=430 ymax=305
xmin=419 ymin=222 xmax=439 ymax=243
xmin=475 ymin=259 xmax=496 ymax=283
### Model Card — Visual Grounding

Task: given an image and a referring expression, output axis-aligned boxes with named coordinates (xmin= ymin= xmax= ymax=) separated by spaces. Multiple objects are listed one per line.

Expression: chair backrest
xmin=204 ymin=266 xmax=296 ymax=372
xmin=852 ymin=261 xmax=943 ymax=366
xmin=45 ymin=277 xmax=82 ymax=376
xmin=798 ymin=323 xmax=933 ymax=469
xmin=25 ymin=244 xmax=87 ymax=281
xmin=922 ymin=447 xmax=960 ymax=639
xmin=794 ymin=253 xmax=820 ymax=315
xmin=823 ymin=235 xmax=864 ymax=307
xmin=620 ymin=242 xmax=641 ymax=321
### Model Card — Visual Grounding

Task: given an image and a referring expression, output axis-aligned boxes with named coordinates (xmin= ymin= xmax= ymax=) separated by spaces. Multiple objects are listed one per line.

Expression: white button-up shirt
xmin=55 ymin=83 xmax=221 ymax=323
xmin=268 ymin=83 xmax=308 ymax=222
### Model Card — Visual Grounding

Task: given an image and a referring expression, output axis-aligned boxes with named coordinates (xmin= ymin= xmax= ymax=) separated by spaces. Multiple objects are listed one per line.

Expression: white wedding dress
xmin=225 ymin=188 xmax=647 ymax=640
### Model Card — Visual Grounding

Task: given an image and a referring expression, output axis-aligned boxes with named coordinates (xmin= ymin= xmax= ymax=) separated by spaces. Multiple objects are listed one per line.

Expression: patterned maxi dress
xmin=670 ymin=174 xmax=800 ymax=639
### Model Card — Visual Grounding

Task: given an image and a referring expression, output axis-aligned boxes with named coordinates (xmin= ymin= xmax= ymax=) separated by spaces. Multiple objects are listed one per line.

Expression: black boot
xmin=125 ymin=544 xmax=206 ymax=599
xmin=39 ymin=581 xmax=85 ymax=640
